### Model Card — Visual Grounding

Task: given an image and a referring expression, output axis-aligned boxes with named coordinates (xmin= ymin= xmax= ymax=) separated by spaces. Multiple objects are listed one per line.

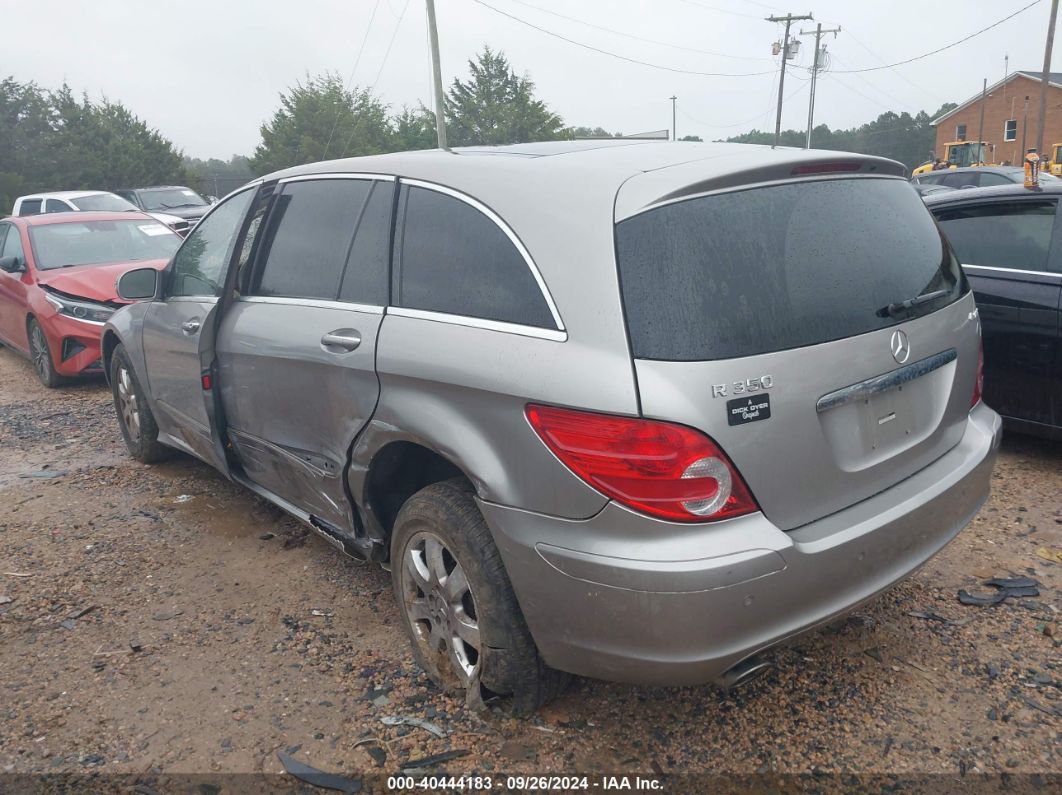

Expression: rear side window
xmin=253 ymin=178 xmax=390 ymax=304
xmin=933 ymin=201 xmax=1056 ymax=273
xmin=394 ymin=185 xmax=556 ymax=329
xmin=18 ymin=199 xmax=42 ymax=216
xmin=45 ymin=199 xmax=68 ymax=213
xmin=616 ymin=177 xmax=965 ymax=361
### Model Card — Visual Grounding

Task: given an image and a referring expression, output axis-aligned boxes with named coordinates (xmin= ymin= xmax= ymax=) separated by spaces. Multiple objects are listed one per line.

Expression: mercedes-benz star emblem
xmin=890 ymin=329 xmax=911 ymax=364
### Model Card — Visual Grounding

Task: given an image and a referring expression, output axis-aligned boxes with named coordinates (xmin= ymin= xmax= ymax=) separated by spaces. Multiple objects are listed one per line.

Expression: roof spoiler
xmin=616 ymin=152 xmax=905 ymax=221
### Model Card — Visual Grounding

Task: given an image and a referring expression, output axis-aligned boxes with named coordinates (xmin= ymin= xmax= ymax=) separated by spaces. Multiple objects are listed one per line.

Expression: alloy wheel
xmin=30 ymin=324 xmax=50 ymax=381
xmin=116 ymin=365 xmax=141 ymax=441
xmin=400 ymin=530 xmax=482 ymax=688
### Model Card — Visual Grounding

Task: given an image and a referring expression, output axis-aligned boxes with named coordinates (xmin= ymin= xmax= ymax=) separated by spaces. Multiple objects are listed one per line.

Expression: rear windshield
xmin=69 ymin=193 xmax=136 ymax=212
xmin=616 ymin=177 xmax=965 ymax=361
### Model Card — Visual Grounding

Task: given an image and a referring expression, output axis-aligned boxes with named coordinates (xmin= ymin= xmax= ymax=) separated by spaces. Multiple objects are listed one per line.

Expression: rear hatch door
xmin=615 ymin=167 xmax=981 ymax=530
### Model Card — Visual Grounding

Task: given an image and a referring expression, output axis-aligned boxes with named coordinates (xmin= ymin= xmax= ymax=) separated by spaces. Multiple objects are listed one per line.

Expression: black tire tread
xmin=391 ymin=478 xmax=568 ymax=713
xmin=109 ymin=344 xmax=171 ymax=464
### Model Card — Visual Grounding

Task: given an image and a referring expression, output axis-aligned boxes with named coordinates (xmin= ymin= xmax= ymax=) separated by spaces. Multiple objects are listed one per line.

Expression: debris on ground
xmin=0 ymin=595 xmax=12 ymax=605
xmin=310 ymin=609 xmax=334 ymax=618
xmin=151 ymin=609 xmax=184 ymax=621
xmin=68 ymin=605 xmax=97 ymax=619
xmin=402 ymin=749 xmax=470 ymax=769
xmin=1036 ymin=546 xmax=1062 ymax=564
xmin=173 ymin=494 xmax=194 ymax=503
xmin=380 ymin=716 xmax=447 ymax=738
xmin=259 ymin=532 xmax=275 ymax=541
xmin=276 ymin=751 xmax=362 ymax=793
xmin=19 ymin=470 xmax=67 ymax=479
xmin=958 ymin=576 xmax=1041 ymax=606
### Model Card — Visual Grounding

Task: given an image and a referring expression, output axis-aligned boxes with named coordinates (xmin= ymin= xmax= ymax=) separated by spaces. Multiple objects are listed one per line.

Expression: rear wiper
xmin=877 ymin=289 xmax=949 ymax=318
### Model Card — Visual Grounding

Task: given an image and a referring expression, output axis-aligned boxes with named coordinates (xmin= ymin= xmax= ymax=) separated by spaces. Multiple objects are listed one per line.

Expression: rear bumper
xmin=480 ymin=403 xmax=1002 ymax=685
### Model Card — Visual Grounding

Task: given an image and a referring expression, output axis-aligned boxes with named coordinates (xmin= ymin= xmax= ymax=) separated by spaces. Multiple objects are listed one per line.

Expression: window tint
xmin=254 ymin=178 xmax=385 ymax=302
xmin=45 ymin=199 xmax=69 ymax=213
xmin=395 ymin=185 xmax=555 ymax=328
xmin=18 ymin=199 xmax=42 ymax=216
xmin=170 ymin=187 xmax=254 ymax=297
xmin=1 ymin=224 xmax=24 ymax=261
xmin=616 ymin=178 xmax=965 ymax=361
xmin=339 ymin=181 xmax=392 ymax=305
xmin=942 ymin=172 xmax=980 ymax=188
xmin=915 ymin=174 xmax=943 ymax=185
xmin=934 ymin=201 xmax=1056 ymax=273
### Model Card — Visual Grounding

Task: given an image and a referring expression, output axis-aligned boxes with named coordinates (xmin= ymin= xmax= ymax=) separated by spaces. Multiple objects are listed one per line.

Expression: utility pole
xmin=800 ymin=22 xmax=840 ymax=148
xmin=1036 ymin=0 xmax=1059 ymax=156
xmin=425 ymin=0 xmax=448 ymax=150
xmin=767 ymin=12 xmax=814 ymax=148
xmin=1022 ymin=95 xmax=1030 ymax=157
xmin=670 ymin=95 xmax=677 ymax=141
xmin=977 ymin=78 xmax=987 ymax=165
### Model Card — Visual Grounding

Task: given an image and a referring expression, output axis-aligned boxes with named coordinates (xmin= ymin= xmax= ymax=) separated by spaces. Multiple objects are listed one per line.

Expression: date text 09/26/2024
xmin=386 ymin=775 xmax=665 ymax=791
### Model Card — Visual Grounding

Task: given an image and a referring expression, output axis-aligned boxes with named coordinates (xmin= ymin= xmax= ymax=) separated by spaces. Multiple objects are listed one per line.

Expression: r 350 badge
xmin=711 ymin=375 xmax=774 ymax=399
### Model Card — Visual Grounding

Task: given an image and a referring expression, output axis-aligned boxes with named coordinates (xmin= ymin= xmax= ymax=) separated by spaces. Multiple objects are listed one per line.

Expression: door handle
xmin=321 ymin=329 xmax=361 ymax=352
xmin=181 ymin=318 xmax=201 ymax=335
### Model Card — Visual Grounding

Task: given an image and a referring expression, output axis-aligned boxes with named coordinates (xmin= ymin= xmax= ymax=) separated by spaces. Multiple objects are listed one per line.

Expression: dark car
xmin=912 ymin=183 xmax=956 ymax=198
xmin=115 ymin=186 xmax=212 ymax=224
xmin=926 ymin=183 xmax=1062 ymax=438
xmin=913 ymin=166 xmax=1058 ymax=191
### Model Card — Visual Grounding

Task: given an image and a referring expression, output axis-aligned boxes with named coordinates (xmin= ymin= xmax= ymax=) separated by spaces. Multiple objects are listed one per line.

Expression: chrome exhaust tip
xmin=717 ymin=656 xmax=772 ymax=693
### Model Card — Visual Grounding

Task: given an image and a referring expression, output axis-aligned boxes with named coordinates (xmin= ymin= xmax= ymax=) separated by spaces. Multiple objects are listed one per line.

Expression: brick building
xmin=932 ymin=71 xmax=1062 ymax=165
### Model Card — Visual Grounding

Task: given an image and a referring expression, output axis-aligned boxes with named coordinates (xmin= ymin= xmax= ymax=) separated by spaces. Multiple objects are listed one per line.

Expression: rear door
xmin=932 ymin=197 xmax=1061 ymax=427
xmin=140 ymin=186 xmax=257 ymax=470
xmin=215 ymin=175 xmax=392 ymax=532
xmin=615 ymin=174 xmax=979 ymax=531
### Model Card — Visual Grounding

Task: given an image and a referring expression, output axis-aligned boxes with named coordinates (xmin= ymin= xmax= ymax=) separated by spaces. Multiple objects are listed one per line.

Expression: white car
xmin=11 ymin=191 xmax=191 ymax=236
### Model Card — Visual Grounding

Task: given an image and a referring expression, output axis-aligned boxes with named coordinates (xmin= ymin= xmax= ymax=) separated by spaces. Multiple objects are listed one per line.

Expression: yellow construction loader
xmin=911 ymin=141 xmax=991 ymax=176
xmin=1045 ymin=143 xmax=1062 ymax=176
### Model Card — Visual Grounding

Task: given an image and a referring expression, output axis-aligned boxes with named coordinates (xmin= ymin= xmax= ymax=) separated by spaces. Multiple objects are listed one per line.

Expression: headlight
xmin=44 ymin=293 xmax=116 ymax=324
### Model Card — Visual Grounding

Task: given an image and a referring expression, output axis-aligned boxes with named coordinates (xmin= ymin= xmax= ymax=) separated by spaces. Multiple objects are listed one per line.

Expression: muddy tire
xmin=391 ymin=478 xmax=568 ymax=713
xmin=110 ymin=344 xmax=170 ymax=464
xmin=27 ymin=318 xmax=64 ymax=388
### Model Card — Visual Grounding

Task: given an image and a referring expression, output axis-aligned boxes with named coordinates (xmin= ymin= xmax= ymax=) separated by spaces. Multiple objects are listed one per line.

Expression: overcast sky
xmin=5 ymin=0 xmax=1053 ymax=159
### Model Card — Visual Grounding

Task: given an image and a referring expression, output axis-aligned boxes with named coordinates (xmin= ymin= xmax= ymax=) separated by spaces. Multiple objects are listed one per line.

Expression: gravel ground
xmin=0 ymin=344 xmax=1059 ymax=788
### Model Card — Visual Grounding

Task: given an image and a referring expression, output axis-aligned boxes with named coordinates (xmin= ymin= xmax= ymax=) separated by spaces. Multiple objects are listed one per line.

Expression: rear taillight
xmin=525 ymin=404 xmax=759 ymax=523
xmin=971 ymin=339 xmax=984 ymax=408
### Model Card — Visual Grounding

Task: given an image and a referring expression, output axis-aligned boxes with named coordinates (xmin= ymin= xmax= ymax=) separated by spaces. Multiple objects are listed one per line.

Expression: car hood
xmin=147 ymin=205 xmax=206 ymax=221
xmin=36 ymin=259 xmax=168 ymax=303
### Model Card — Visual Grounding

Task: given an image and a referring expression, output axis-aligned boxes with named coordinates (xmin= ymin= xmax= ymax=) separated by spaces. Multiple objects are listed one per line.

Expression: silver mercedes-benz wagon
xmin=102 ymin=140 xmax=1001 ymax=710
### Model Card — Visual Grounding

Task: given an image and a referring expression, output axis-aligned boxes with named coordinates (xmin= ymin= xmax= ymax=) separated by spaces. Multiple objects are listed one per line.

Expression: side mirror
xmin=0 ymin=256 xmax=24 ymax=273
xmin=117 ymin=267 xmax=159 ymax=301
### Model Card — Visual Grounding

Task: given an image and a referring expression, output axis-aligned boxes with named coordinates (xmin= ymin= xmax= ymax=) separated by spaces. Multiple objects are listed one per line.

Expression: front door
xmin=0 ymin=223 xmax=31 ymax=350
xmin=141 ymin=186 xmax=257 ymax=471
xmin=934 ymin=197 xmax=1062 ymax=427
xmin=216 ymin=175 xmax=393 ymax=532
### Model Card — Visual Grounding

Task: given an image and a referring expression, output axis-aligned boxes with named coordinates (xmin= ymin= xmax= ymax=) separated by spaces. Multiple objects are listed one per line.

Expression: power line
xmin=472 ymin=0 xmax=775 ymax=77
xmin=322 ymin=0 xmax=382 ymax=160
xmin=498 ymin=0 xmax=775 ymax=61
xmin=833 ymin=0 xmax=1043 ymax=73
xmin=676 ymin=0 xmax=764 ymax=21
xmin=340 ymin=0 xmax=412 ymax=158
xmin=842 ymin=29 xmax=948 ymax=105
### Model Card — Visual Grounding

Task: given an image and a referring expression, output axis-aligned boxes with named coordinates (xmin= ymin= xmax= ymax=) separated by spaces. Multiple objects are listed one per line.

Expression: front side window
xmin=1004 ymin=119 xmax=1017 ymax=142
xmin=976 ymin=172 xmax=1013 ymax=187
xmin=616 ymin=177 xmax=965 ymax=361
xmin=934 ymin=201 xmax=1057 ymax=273
xmin=0 ymin=224 xmax=23 ymax=261
xmin=45 ymin=199 xmax=69 ymax=213
xmin=252 ymin=178 xmax=389 ymax=304
xmin=941 ymin=172 xmax=981 ymax=189
xmin=169 ymin=188 xmax=255 ymax=297
xmin=394 ymin=185 xmax=555 ymax=329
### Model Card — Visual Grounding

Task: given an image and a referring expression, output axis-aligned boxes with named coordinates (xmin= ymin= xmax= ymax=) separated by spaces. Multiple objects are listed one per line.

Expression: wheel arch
xmin=101 ymin=329 xmax=122 ymax=384
xmin=359 ymin=439 xmax=470 ymax=554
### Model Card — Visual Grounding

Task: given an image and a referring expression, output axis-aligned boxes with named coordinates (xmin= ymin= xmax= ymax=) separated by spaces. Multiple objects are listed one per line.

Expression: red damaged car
xmin=0 ymin=211 xmax=180 ymax=387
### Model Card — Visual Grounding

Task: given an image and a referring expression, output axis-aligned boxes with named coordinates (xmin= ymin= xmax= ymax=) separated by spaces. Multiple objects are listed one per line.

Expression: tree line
xmin=2 ymin=47 xmax=955 ymax=213
xmin=726 ymin=105 xmax=958 ymax=170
